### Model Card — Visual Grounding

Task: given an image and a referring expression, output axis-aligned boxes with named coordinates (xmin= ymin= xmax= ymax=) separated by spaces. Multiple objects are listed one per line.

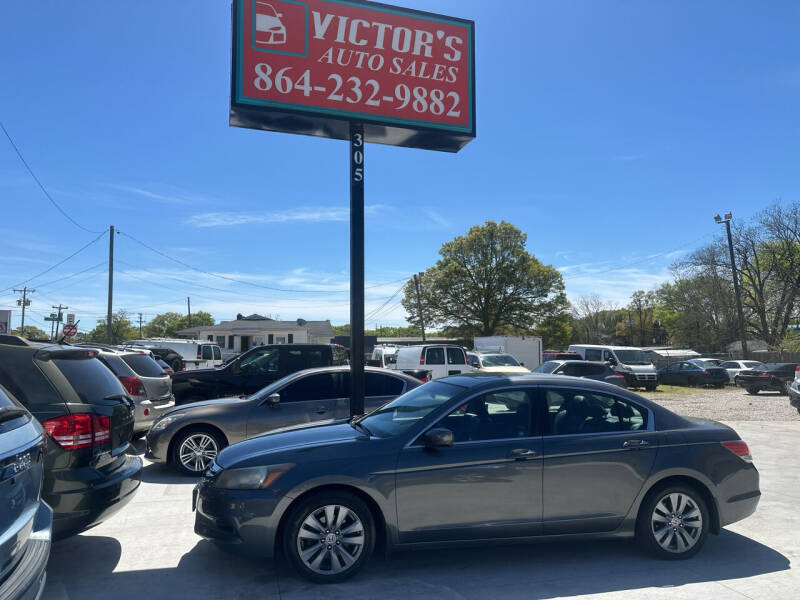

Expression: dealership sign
xmin=231 ymin=0 xmax=475 ymax=152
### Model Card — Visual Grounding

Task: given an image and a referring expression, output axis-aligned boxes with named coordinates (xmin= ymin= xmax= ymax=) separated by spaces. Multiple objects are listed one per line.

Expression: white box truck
xmin=473 ymin=336 xmax=542 ymax=370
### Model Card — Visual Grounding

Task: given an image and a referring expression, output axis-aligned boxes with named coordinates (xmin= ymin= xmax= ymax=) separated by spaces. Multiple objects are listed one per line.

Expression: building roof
xmin=177 ymin=317 xmax=333 ymax=339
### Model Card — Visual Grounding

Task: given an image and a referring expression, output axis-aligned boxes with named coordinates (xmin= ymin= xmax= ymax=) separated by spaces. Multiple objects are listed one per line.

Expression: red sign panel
xmin=62 ymin=323 xmax=78 ymax=337
xmin=231 ymin=0 xmax=475 ymax=152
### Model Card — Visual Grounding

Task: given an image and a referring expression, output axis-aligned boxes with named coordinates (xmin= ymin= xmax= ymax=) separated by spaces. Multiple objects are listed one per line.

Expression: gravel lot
xmin=637 ymin=384 xmax=800 ymax=422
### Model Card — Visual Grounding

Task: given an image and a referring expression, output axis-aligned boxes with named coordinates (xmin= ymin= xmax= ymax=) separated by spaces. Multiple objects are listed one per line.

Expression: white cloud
xmin=186 ymin=205 xmax=386 ymax=228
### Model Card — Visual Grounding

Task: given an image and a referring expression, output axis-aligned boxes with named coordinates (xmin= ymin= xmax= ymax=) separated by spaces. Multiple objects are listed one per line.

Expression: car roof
xmin=546 ymin=360 xmax=607 ymax=366
xmin=287 ymin=365 xmax=422 ymax=381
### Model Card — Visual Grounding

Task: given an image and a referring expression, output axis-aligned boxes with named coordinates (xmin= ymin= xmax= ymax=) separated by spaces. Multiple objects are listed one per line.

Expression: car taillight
xmin=180 ymin=360 xmax=186 ymax=371
xmin=164 ymin=367 xmax=174 ymax=374
xmin=197 ymin=347 xmax=202 ymax=359
xmin=721 ymin=440 xmax=752 ymax=463
xmin=760 ymin=372 xmax=770 ymax=377
xmin=420 ymin=376 xmax=428 ymax=382
xmin=119 ymin=376 xmax=145 ymax=397
xmin=42 ymin=414 xmax=110 ymax=450
xmin=420 ymin=350 xmax=425 ymax=365
xmin=796 ymin=366 xmax=800 ymax=372
xmin=701 ymin=370 xmax=710 ymax=375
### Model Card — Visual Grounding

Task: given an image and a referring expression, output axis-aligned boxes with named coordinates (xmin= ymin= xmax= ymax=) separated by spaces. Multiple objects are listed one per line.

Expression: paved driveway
xmin=43 ymin=422 xmax=797 ymax=600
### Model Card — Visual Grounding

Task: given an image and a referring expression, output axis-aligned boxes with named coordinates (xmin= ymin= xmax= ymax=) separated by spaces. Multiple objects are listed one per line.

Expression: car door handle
xmin=623 ymin=439 xmax=650 ymax=449
xmin=510 ymin=448 xmax=537 ymax=460
xmin=314 ymin=406 xmax=328 ymax=415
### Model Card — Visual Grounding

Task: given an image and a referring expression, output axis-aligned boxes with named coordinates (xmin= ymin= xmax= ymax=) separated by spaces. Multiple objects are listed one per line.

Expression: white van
xmin=370 ymin=345 xmax=399 ymax=368
xmin=394 ymin=345 xmax=473 ymax=380
xmin=567 ymin=344 xmax=658 ymax=390
xmin=125 ymin=338 xmax=223 ymax=371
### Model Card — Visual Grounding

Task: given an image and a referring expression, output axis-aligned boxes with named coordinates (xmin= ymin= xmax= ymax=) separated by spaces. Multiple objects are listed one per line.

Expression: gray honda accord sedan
xmin=146 ymin=366 xmax=421 ymax=475
xmin=193 ymin=374 xmax=760 ymax=583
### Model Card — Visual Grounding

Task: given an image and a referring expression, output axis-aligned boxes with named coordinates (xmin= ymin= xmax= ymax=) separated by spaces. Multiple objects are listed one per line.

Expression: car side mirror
xmin=607 ymin=357 xmax=617 ymax=366
xmin=519 ymin=362 xmax=525 ymax=367
xmin=422 ymin=428 xmax=453 ymax=448
xmin=266 ymin=393 xmax=280 ymax=407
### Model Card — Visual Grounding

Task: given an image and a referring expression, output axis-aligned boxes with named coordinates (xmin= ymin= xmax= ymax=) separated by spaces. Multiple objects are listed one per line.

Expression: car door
xmin=541 ymin=386 xmax=659 ymax=534
xmin=246 ymin=372 xmax=340 ymax=437
xmin=395 ymin=387 xmax=542 ymax=543
xmin=445 ymin=347 xmax=470 ymax=376
xmin=425 ymin=347 xmax=446 ymax=379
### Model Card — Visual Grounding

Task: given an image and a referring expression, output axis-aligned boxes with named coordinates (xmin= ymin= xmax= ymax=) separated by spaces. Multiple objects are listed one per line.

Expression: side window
xmin=680 ymin=362 xmax=694 ymax=371
xmin=560 ymin=363 xmax=584 ymax=377
xmin=213 ymin=346 xmax=221 ymax=360
xmin=546 ymin=389 xmax=647 ymax=435
xmin=280 ymin=373 xmax=337 ymax=402
xmin=365 ymin=373 xmax=405 ymax=397
xmin=288 ymin=334 xmax=294 ymax=344
xmin=719 ymin=361 xmax=736 ymax=369
xmin=589 ymin=364 xmax=607 ymax=375
xmin=446 ymin=347 xmax=466 ymax=365
xmin=585 ymin=349 xmax=602 ymax=361
xmin=437 ymin=389 xmax=534 ymax=442
xmin=227 ymin=336 xmax=234 ymax=350
xmin=426 ymin=347 xmax=445 ymax=365
xmin=467 ymin=354 xmax=480 ymax=368
xmin=240 ymin=348 xmax=279 ymax=374
xmin=201 ymin=346 xmax=213 ymax=360
xmin=602 ymin=350 xmax=614 ymax=361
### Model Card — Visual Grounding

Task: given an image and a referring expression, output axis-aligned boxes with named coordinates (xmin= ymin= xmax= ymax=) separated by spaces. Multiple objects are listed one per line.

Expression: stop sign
xmin=62 ymin=323 xmax=78 ymax=337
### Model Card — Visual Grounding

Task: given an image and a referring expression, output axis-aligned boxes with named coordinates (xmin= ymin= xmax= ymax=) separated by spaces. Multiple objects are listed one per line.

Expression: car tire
xmin=645 ymin=383 xmax=657 ymax=392
xmin=746 ymin=386 xmax=760 ymax=395
xmin=734 ymin=376 xmax=740 ymax=387
xmin=687 ymin=377 xmax=697 ymax=387
xmin=172 ymin=427 xmax=225 ymax=476
xmin=171 ymin=358 xmax=183 ymax=372
xmin=637 ymin=484 xmax=709 ymax=560
xmin=284 ymin=491 xmax=375 ymax=583
xmin=780 ymin=381 xmax=790 ymax=396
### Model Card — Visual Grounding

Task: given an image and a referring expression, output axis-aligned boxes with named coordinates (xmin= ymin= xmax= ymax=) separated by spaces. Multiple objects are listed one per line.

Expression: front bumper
xmin=49 ymin=455 xmax=142 ymax=540
xmin=144 ymin=428 xmax=171 ymax=463
xmin=0 ymin=501 xmax=52 ymax=600
xmin=193 ymin=478 xmax=287 ymax=558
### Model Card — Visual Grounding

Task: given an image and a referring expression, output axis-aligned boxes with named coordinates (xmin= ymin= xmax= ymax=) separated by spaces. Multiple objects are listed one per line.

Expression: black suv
xmin=0 ymin=335 xmax=142 ymax=539
xmin=172 ymin=343 xmax=349 ymax=404
xmin=0 ymin=384 xmax=51 ymax=600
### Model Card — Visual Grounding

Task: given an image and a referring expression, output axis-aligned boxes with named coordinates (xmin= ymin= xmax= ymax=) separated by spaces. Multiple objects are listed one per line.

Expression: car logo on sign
xmin=255 ymin=1 xmax=286 ymax=45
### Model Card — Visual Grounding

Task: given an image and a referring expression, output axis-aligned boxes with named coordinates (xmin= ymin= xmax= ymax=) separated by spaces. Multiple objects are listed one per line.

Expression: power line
xmin=365 ymin=282 xmax=406 ymax=321
xmin=34 ymin=261 xmax=107 ymax=290
xmin=0 ymin=229 xmax=108 ymax=294
xmin=0 ymin=120 xmax=104 ymax=234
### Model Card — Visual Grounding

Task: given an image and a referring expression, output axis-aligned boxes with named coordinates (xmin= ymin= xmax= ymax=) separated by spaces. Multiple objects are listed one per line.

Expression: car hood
xmin=163 ymin=396 xmax=247 ymax=417
xmin=215 ymin=422 xmax=361 ymax=468
xmin=479 ymin=366 xmax=531 ymax=374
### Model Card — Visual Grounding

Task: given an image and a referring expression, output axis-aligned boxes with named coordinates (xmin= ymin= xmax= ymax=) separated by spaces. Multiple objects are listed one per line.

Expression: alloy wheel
xmin=651 ymin=492 xmax=703 ymax=554
xmin=296 ymin=504 xmax=365 ymax=575
xmin=178 ymin=433 xmax=218 ymax=473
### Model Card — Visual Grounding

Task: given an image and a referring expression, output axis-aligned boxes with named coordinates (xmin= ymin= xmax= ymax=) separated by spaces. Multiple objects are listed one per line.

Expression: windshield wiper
xmin=0 ymin=407 xmax=27 ymax=424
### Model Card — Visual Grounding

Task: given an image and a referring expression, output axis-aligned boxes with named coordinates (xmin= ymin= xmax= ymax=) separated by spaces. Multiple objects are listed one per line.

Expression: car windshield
xmin=614 ymin=350 xmax=651 ymax=366
xmin=743 ymin=361 xmax=767 ymax=369
xmin=691 ymin=359 xmax=717 ymax=368
xmin=480 ymin=354 xmax=520 ymax=367
xmin=533 ymin=361 xmax=559 ymax=373
xmin=357 ymin=381 xmax=463 ymax=438
xmin=383 ymin=354 xmax=397 ymax=365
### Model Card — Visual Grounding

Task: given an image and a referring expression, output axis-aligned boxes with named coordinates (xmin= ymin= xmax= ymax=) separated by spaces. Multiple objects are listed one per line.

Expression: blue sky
xmin=1 ymin=0 xmax=799 ymax=334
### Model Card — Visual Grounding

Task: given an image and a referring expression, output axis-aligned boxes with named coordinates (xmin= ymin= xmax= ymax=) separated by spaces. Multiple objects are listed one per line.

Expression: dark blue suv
xmin=0 ymin=384 xmax=51 ymax=600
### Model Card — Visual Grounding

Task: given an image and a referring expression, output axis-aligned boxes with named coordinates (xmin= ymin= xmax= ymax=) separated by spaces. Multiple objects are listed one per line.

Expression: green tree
xmin=401 ymin=221 xmax=569 ymax=337
xmin=144 ymin=311 xmax=214 ymax=338
xmin=533 ymin=312 xmax=573 ymax=350
xmin=11 ymin=325 xmax=49 ymax=339
xmin=86 ymin=310 xmax=138 ymax=344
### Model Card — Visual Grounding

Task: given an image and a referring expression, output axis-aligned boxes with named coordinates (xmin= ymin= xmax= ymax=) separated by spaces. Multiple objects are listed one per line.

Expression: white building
xmin=178 ymin=314 xmax=334 ymax=358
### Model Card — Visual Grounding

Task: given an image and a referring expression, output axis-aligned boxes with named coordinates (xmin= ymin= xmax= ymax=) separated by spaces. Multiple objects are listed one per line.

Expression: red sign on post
xmin=231 ymin=0 xmax=475 ymax=152
xmin=62 ymin=323 xmax=78 ymax=337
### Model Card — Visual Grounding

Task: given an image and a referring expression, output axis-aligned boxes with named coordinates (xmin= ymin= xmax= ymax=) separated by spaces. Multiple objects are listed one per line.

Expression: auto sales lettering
xmin=234 ymin=0 xmax=474 ymax=134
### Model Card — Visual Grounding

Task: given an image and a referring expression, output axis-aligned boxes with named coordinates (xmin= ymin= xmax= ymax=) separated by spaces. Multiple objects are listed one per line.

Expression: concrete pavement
xmin=42 ymin=422 xmax=798 ymax=600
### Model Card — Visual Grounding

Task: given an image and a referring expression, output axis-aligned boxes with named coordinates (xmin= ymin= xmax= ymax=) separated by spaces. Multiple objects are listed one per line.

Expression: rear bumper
xmin=0 ymin=502 xmax=51 ymax=600
xmin=48 ymin=455 xmax=142 ymax=540
xmin=718 ymin=463 xmax=760 ymax=528
xmin=133 ymin=397 xmax=175 ymax=434
xmin=736 ymin=377 xmax=783 ymax=391
xmin=789 ymin=383 xmax=800 ymax=408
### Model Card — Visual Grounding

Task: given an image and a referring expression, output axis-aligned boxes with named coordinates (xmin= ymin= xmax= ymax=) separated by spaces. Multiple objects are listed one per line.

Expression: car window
xmin=467 ymin=354 xmax=480 ymax=368
xmin=280 ymin=373 xmax=338 ymax=402
xmin=546 ymin=389 xmax=647 ymax=435
xmin=719 ymin=361 xmax=737 ymax=369
xmin=680 ymin=362 xmax=694 ymax=371
xmin=533 ymin=361 xmax=559 ymax=374
xmin=213 ymin=346 xmax=221 ymax=360
xmin=446 ymin=347 xmax=466 ymax=365
xmin=121 ymin=354 xmax=165 ymax=377
xmin=365 ymin=372 xmax=405 ymax=397
xmin=585 ymin=349 xmax=602 ymax=361
xmin=743 ymin=361 xmax=766 ymax=369
xmin=426 ymin=347 xmax=445 ymax=365
xmin=359 ymin=381 xmax=463 ymax=437
xmin=52 ymin=358 xmax=128 ymax=404
xmin=559 ymin=363 xmax=585 ymax=377
xmin=437 ymin=389 xmax=534 ymax=442
xmin=201 ymin=346 xmax=213 ymax=360
xmin=239 ymin=348 xmax=280 ymax=374
xmin=480 ymin=354 xmax=520 ymax=367
xmin=588 ymin=364 xmax=607 ymax=375
xmin=602 ymin=350 xmax=614 ymax=361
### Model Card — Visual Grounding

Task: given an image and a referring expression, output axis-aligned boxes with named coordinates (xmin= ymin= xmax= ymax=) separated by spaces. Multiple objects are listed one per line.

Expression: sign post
xmin=230 ymin=0 xmax=475 ymax=416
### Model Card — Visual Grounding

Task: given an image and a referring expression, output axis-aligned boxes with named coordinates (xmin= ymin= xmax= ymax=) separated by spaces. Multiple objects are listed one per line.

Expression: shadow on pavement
xmin=43 ymin=529 xmax=789 ymax=600
xmin=139 ymin=461 xmax=200 ymax=485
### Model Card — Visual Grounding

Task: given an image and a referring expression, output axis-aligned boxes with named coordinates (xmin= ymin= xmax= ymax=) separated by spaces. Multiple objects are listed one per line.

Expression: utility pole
xmin=715 ymin=213 xmax=748 ymax=359
xmin=52 ymin=304 xmax=68 ymax=339
xmin=13 ymin=287 xmax=34 ymax=336
xmin=187 ymin=297 xmax=192 ymax=329
xmin=413 ymin=272 xmax=426 ymax=341
xmin=107 ymin=226 xmax=115 ymax=344
xmin=138 ymin=313 xmax=143 ymax=338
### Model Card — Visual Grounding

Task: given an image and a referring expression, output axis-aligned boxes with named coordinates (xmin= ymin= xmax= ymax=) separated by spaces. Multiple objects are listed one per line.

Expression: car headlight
xmin=151 ymin=414 xmax=182 ymax=433
xmin=213 ymin=464 xmax=291 ymax=490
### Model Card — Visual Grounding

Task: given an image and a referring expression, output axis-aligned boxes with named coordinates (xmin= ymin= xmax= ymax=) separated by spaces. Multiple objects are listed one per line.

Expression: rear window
xmin=0 ymin=386 xmax=20 ymax=409
xmin=121 ymin=354 xmax=166 ymax=377
xmin=446 ymin=347 xmax=466 ymax=365
xmin=426 ymin=347 xmax=445 ymax=365
xmin=213 ymin=346 xmax=221 ymax=360
xmin=585 ymin=349 xmax=602 ymax=361
xmin=365 ymin=373 xmax=405 ymax=397
xmin=201 ymin=346 xmax=213 ymax=360
xmin=52 ymin=358 xmax=127 ymax=404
